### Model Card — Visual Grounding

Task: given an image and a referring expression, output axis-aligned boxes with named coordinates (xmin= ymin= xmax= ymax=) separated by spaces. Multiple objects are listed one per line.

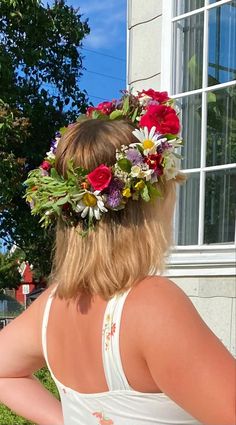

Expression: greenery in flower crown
xmin=24 ymin=89 xmax=182 ymax=234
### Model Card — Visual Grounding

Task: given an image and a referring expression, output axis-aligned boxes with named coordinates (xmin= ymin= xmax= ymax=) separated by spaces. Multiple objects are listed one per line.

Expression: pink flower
xmin=140 ymin=104 xmax=180 ymax=135
xmin=86 ymin=106 xmax=96 ymax=116
xmin=139 ymin=89 xmax=170 ymax=104
xmin=96 ymin=101 xmax=115 ymax=114
xmin=86 ymin=101 xmax=116 ymax=116
xmin=41 ymin=160 xmax=51 ymax=171
xmin=87 ymin=164 xmax=112 ymax=191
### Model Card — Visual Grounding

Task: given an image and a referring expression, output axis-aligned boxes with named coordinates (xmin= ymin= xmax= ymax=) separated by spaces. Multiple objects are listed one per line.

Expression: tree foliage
xmin=0 ymin=0 xmax=90 ymax=285
xmin=0 ymin=248 xmax=23 ymax=291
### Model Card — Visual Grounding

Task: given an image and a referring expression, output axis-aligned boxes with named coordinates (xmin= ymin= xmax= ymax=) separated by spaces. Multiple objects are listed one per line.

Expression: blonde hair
xmin=50 ymin=119 xmax=182 ymax=300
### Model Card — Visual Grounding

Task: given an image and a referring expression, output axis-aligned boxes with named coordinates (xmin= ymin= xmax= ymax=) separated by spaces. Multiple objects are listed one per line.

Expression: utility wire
xmin=81 ymin=47 xmax=125 ymax=62
xmin=87 ymin=94 xmax=108 ymax=101
xmin=85 ymin=69 xmax=125 ymax=82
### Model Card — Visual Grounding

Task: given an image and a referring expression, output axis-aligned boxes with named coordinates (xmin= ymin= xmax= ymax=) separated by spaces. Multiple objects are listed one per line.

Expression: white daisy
xmin=132 ymin=126 xmax=161 ymax=155
xmin=75 ymin=191 xmax=108 ymax=220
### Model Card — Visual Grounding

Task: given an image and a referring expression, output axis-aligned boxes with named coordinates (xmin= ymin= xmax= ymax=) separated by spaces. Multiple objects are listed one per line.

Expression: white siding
xmin=127 ymin=0 xmax=163 ymax=91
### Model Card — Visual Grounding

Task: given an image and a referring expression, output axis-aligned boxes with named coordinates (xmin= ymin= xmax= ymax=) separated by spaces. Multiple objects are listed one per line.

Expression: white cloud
xmin=71 ymin=0 xmax=127 ymax=49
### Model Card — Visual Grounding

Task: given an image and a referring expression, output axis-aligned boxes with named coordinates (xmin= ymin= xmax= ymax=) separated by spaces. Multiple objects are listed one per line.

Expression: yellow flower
xmin=82 ymin=193 xmax=97 ymax=207
xmin=143 ymin=139 xmax=155 ymax=150
xmin=122 ymin=188 xmax=132 ymax=198
xmin=134 ymin=180 xmax=145 ymax=191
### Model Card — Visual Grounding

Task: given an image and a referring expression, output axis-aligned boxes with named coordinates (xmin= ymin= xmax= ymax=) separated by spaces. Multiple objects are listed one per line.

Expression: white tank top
xmin=42 ymin=287 xmax=202 ymax=425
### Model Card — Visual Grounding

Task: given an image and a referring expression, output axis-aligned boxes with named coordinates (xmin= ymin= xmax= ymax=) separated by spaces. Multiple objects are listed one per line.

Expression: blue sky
xmin=44 ymin=0 xmax=127 ymax=104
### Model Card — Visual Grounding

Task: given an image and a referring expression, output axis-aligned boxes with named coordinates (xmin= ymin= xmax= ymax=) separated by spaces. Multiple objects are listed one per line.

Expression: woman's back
xmin=1 ymin=94 xmax=235 ymax=425
xmin=43 ymin=277 xmax=202 ymax=425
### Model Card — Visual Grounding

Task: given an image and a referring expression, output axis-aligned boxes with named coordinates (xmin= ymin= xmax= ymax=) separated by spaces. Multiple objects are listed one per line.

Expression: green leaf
xmin=122 ymin=96 xmax=129 ymax=114
xmin=165 ymin=133 xmax=178 ymax=140
xmin=141 ymin=185 xmax=150 ymax=202
xmin=131 ymin=107 xmax=139 ymax=122
xmin=92 ymin=110 xmax=105 ymax=119
xmin=59 ymin=126 xmax=68 ymax=135
xmin=55 ymin=195 xmax=70 ymax=206
xmin=146 ymin=183 xmax=162 ymax=199
xmin=117 ymin=158 xmax=132 ymax=173
xmin=52 ymin=204 xmax=61 ymax=215
xmin=109 ymin=110 xmax=123 ymax=120
xmin=50 ymin=167 xmax=62 ymax=180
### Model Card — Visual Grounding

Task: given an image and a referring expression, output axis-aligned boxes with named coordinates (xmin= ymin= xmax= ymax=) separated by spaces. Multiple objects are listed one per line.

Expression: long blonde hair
xmin=50 ymin=119 xmax=181 ymax=300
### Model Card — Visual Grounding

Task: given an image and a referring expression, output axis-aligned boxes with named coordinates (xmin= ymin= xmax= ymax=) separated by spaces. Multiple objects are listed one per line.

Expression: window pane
xmin=204 ymin=168 xmax=236 ymax=243
xmin=176 ymin=94 xmax=202 ymax=169
xmin=207 ymin=86 xmax=236 ymax=166
xmin=174 ymin=0 xmax=204 ymax=16
xmin=208 ymin=2 xmax=236 ymax=86
xmin=177 ymin=173 xmax=200 ymax=245
xmin=173 ymin=13 xmax=204 ymax=93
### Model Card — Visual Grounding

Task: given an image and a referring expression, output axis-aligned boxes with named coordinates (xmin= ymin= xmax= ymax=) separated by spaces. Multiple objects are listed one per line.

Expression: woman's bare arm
xmin=137 ymin=277 xmax=236 ymax=425
xmin=0 ymin=286 xmax=64 ymax=425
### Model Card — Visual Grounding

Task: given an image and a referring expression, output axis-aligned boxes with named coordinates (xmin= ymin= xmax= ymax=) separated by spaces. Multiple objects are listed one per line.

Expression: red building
xmin=15 ymin=262 xmax=36 ymax=304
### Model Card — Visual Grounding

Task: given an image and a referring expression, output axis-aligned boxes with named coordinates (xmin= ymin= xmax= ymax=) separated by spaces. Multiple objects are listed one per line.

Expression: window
xmin=162 ymin=0 xmax=236 ymax=251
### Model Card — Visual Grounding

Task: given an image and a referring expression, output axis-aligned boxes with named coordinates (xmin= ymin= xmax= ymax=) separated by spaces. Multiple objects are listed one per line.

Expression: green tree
xmin=0 ymin=249 xmax=23 ymax=291
xmin=0 ymin=0 xmax=90 ymax=284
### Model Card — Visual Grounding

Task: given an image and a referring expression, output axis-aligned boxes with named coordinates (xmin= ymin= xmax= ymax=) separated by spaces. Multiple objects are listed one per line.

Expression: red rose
xmin=140 ymin=104 xmax=180 ymax=135
xmin=41 ymin=160 xmax=51 ymax=171
xmin=87 ymin=164 xmax=112 ymax=191
xmin=139 ymin=89 xmax=170 ymax=104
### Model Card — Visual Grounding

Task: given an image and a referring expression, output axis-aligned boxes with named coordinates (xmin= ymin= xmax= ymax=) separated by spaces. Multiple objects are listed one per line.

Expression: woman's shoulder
xmin=130 ymin=275 xmax=190 ymax=313
xmin=128 ymin=275 xmax=204 ymax=348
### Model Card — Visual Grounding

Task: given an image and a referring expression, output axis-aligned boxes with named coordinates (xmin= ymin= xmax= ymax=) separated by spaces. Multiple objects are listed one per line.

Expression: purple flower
xmin=106 ymin=177 xmax=124 ymax=208
xmin=108 ymin=177 xmax=124 ymax=191
xmin=126 ymin=148 xmax=143 ymax=165
xmin=49 ymin=139 xmax=58 ymax=154
xmin=107 ymin=189 xmax=122 ymax=208
xmin=157 ymin=141 xmax=171 ymax=154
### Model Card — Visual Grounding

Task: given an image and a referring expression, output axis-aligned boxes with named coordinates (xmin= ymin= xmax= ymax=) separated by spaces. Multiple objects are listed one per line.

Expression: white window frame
xmin=161 ymin=0 xmax=236 ymax=276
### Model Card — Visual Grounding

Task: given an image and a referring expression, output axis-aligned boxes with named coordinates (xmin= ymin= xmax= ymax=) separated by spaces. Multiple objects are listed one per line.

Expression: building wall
xmin=127 ymin=0 xmax=236 ymax=356
xmin=127 ymin=0 xmax=163 ymax=92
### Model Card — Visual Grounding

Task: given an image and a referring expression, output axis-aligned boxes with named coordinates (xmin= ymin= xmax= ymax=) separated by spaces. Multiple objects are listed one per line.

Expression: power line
xmin=81 ymin=47 xmax=125 ymax=62
xmin=85 ymin=69 xmax=126 ymax=82
xmin=87 ymin=94 xmax=109 ymax=101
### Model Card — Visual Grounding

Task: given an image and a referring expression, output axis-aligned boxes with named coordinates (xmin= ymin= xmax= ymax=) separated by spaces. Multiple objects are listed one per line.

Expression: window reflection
xmin=173 ymin=13 xmax=204 ymax=93
xmin=204 ymin=169 xmax=236 ymax=243
xmin=174 ymin=0 xmax=204 ymax=16
xmin=177 ymin=173 xmax=200 ymax=245
xmin=207 ymin=86 xmax=236 ymax=166
xmin=176 ymin=94 xmax=202 ymax=169
xmin=208 ymin=2 xmax=236 ymax=86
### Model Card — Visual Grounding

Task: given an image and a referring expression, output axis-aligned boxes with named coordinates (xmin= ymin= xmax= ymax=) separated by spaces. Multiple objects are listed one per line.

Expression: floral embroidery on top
xmin=103 ymin=313 xmax=116 ymax=351
xmin=92 ymin=411 xmax=114 ymax=425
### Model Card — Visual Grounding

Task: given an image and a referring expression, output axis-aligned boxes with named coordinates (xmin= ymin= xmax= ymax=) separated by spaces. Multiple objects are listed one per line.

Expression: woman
xmin=0 ymin=91 xmax=235 ymax=425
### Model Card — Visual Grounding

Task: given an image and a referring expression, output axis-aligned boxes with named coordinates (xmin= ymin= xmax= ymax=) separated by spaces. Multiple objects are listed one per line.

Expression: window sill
xmin=166 ymin=245 xmax=236 ymax=276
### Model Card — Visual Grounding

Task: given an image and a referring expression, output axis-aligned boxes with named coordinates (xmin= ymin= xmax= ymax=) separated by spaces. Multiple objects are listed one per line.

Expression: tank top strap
xmin=102 ymin=289 xmax=132 ymax=391
xmin=41 ymin=285 xmax=58 ymax=378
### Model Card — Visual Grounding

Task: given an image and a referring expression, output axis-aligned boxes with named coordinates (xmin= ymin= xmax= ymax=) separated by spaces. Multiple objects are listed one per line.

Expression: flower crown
xmin=24 ymin=89 xmax=182 ymax=234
